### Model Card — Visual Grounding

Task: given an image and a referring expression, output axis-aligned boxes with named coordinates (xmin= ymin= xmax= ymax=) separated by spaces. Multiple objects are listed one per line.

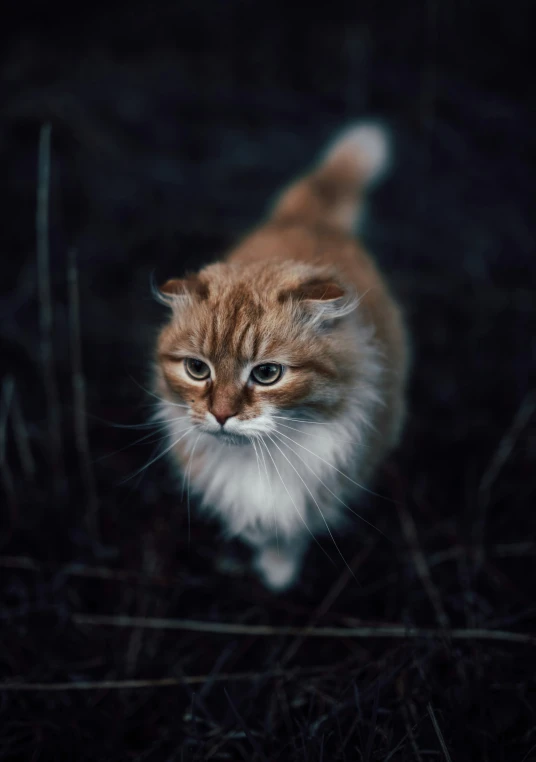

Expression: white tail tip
xmin=322 ymin=122 xmax=390 ymax=185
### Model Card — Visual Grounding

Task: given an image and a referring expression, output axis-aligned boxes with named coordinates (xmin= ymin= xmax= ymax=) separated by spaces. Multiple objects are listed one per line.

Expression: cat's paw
xmin=254 ymin=547 xmax=300 ymax=592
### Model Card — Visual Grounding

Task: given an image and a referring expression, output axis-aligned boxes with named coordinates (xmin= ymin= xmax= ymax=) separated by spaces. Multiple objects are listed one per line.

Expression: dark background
xmin=1 ymin=1 xmax=535 ymax=760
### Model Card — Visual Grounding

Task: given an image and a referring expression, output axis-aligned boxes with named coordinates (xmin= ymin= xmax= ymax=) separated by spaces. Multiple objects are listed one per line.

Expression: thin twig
xmin=397 ymin=502 xmax=450 ymax=630
xmin=280 ymin=547 xmax=371 ymax=666
xmin=224 ymin=688 xmax=269 ymax=762
xmin=67 ymin=247 xmax=99 ymax=537
xmin=0 ymin=376 xmax=16 ymax=503
xmin=0 ymin=556 xmax=40 ymax=571
xmin=0 ymin=666 xmax=323 ymax=692
xmin=37 ymin=122 xmax=65 ymax=492
xmin=383 ymin=730 xmax=411 ymax=762
xmin=426 ymin=542 xmax=536 ymax=568
xmin=427 ymin=703 xmax=454 ymax=762
xmin=71 ymin=613 xmax=536 ymax=645
xmin=125 ymin=537 xmax=158 ymax=677
xmin=0 ymin=555 xmax=192 ymax=588
xmin=1 ymin=541 xmax=533 ymax=589
xmin=10 ymin=382 xmax=36 ymax=479
xmin=395 ymin=674 xmax=424 ymax=762
xmin=493 ymin=541 xmax=536 ymax=557
xmin=479 ymin=391 xmax=536 ymax=500
xmin=402 ymin=709 xmax=424 ymax=762
xmin=0 ymin=377 xmax=15 ymax=460
xmin=476 ymin=391 xmax=536 ymax=566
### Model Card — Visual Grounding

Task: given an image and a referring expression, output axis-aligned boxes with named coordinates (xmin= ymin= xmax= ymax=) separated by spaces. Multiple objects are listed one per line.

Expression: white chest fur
xmin=165 ymin=409 xmax=370 ymax=545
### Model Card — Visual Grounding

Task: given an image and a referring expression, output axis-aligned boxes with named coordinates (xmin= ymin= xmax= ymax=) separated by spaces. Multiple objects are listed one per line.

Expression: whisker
xmin=272 ymin=431 xmax=389 ymax=540
xmin=119 ymin=426 xmax=197 ymax=485
xmin=256 ymin=437 xmax=278 ymax=549
xmin=272 ymin=415 xmax=334 ymax=425
xmin=183 ymin=432 xmax=202 ymax=545
xmin=249 ymin=437 xmax=263 ymax=485
xmin=88 ymin=412 xmax=190 ymax=430
xmin=95 ymin=418 xmax=193 ymax=463
xmin=257 ymin=437 xmax=272 ymax=496
xmin=265 ymin=433 xmax=358 ymax=583
xmin=275 ymin=420 xmax=369 ymax=447
xmin=259 ymin=438 xmax=335 ymax=566
xmin=128 ymin=374 xmax=189 ymax=409
xmin=127 ymin=440 xmax=163 ymax=496
xmin=274 ymin=429 xmax=391 ymax=504
xmin=94 ymin=427 xmax=176 ymax=463
xmin=274 ymin=414 xmax=379 ymax=437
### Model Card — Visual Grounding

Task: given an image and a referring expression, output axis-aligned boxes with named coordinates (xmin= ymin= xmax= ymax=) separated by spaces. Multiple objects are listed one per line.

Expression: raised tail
xmin=270 ymin=123 xmax=390 ymax=233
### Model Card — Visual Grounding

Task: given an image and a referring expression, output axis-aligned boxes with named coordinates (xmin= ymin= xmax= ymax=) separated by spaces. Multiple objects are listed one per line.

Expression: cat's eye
xmin=185 ymin=358 xmax=211 ymax=380
xmin=250 ymin=363 xmax=283 ymax=385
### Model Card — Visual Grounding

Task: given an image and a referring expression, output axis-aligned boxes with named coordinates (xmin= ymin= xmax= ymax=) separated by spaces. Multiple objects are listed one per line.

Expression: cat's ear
xmin=152 ymin=274 xmax=208 ymax=307
xmin=284 ymin=278 xmax=359 ymax=324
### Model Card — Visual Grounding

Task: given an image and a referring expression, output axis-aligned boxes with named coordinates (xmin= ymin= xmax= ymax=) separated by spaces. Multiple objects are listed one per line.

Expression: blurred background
xmin=1 ymin=1 xmax=535 ymax=760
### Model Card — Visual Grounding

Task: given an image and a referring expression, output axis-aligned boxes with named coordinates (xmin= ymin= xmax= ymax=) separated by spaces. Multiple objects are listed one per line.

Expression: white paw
xmin=254 ymin=547 xmax=300 ymax=592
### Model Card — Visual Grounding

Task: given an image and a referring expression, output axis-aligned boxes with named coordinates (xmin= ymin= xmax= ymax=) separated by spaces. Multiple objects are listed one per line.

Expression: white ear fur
xmin=283 ymin=277 xmax=359 ymax=326
xmin=151 ymin=277 xmax=181 ymax=308
xmin=305 ymin=288 xmax=359 ymax=326
xmin=151 ymin=273 xmax=205 ymax=308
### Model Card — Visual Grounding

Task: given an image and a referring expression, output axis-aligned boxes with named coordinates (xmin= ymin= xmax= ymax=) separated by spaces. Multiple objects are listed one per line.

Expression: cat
xmin=153 ymin=123 xmax=409 ymax=591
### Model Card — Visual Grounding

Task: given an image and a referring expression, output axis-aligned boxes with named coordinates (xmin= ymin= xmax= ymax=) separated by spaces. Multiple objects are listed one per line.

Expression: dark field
xmin=1 ymin=2 xmax=535 ymax=760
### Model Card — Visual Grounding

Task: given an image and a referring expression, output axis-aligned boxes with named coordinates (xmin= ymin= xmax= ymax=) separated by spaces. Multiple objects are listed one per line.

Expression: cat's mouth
xmin=208 ymin=429 xmax=251 ymax=447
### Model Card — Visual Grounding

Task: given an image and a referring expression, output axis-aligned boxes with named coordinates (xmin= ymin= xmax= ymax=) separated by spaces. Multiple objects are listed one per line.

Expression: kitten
xmin=154 ymin=124 xmax=409 ymax=591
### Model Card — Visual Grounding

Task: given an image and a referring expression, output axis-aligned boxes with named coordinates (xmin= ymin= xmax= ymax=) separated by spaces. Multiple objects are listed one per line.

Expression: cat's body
xmin=154 ymin=124 xmax=409 ymax=590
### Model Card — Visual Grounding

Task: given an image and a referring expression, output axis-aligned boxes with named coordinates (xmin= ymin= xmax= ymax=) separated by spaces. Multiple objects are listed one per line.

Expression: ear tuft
xmin=160 ymin=278 xmax=185 ymax=296
xmin=153 ymin=274 xmax=208 ymax=306
xmin=281 ymin=277 xmax=358 ymax=323
xmin=294 ymin=278 xmax=346 ymax=302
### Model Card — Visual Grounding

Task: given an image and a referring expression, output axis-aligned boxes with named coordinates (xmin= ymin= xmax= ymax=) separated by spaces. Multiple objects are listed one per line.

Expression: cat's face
xmin=155 ymin=262 xmax=360 ymax=444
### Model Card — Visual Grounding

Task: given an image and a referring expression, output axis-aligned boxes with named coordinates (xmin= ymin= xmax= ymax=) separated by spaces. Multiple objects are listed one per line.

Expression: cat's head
xmin=154 ymin=260 xmax=362 ymax=444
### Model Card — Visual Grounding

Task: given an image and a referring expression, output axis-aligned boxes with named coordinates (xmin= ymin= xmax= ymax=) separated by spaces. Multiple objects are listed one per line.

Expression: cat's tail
xmin=271 ymin=123 xmax=389 ymax=233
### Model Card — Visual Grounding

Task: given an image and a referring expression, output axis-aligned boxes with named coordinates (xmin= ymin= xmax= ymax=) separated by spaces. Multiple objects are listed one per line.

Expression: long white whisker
xmin=88 ymin=412 xmax=190 ymax=430
xmin=259 ymin=437 xmax=335 ymax=566
xmin=275 ymin=421 xmax=369 ymax=447
xmin=265 ymin=433 xmax=357 ymax=583
xmin=128 ymin=374 xmax=189 ymax=409
xmin=181 ymin=432 xmax=198 ymax=500
xmin=95 ymin=418 xmax=193 ymax=463
xmin=257 ymin=437 xmax=278 ymax=550
xmin=140 ymin=412 xmax=191 ymax=423
xmin=119 ymin=426 xmax=197 ymax=484
xmin=249 ymin=436 xmax=263 ymax=484
xmin=272 ymin=415 xmax=334 ymax=425
xmin=274 ymin=429 xmax=389 ymax=503
xmin=95 ymin=426 xmax=179 ymax=463
xmin=183 ymin=432 xmax=202 ymax=545
xmin=272 ymin=431 xmax=389 ymax=540
xmin=257 ymin=436 xmax=272 ymax=495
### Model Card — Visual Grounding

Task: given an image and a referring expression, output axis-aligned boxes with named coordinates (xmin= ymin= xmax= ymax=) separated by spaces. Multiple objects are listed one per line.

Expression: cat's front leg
xmin=251 ymin=534 xmax=309 ymax=592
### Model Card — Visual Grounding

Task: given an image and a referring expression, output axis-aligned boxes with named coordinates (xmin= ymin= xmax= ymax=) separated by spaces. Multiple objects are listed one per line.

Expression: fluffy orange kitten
xmin=154 ymin=124 xmax=409 ymax=591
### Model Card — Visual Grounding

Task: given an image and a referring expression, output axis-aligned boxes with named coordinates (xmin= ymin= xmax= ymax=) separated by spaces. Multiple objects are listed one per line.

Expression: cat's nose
xmin=212 ymin=408 xmax=238 ymax=427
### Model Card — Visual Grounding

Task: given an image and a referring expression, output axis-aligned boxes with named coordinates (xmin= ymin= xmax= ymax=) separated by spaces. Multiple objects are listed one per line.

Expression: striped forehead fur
xmin=160 ymin=262 xmax=357 ymax=367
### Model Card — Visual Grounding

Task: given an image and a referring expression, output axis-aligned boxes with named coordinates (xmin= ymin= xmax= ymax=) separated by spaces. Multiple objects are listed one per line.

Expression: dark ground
xmin=1 ymin=2 xmax=535 ymax=760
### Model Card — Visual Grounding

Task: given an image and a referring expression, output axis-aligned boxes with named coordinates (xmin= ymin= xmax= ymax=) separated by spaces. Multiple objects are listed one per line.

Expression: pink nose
xmin=212 ymin=409 xmax=237 ymax=426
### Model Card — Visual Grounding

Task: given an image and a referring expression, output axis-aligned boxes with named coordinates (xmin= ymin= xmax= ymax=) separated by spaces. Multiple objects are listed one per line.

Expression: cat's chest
xmin=179 ymin=426 xmax=352 ymax=537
